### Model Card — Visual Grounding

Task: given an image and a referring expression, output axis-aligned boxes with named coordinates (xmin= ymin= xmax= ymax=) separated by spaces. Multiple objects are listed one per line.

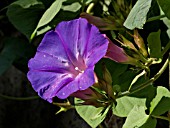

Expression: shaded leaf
xmin=124 ymin=0 xmax=152 ymax=29
xmin=157 ymin=0 xmax=170 ymax=19
xmin=147 ymin=30 xmax=162 ymax=58
xmin=112 ymin=96 xmax=146 ymax=117
xmin=0 ymin=37 xmax=35 ymax=75
xmin=117 ymin=70 xmax=137 ymax=92
xmin=95 ymin=58 xmax=128 ymax=82
xmin=6 ymin=0 xmax=44 ymax=39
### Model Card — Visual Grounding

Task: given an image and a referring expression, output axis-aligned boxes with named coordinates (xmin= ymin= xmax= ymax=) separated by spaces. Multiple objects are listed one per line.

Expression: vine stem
xmin=151 ymin=115 xmax=170 ymax=122
xmin=0 ymin=93 xmax=39 ymax=101
xmin=120 ymin=57 xmax=169 ymax=96
xmin=146 ymin=15 xmax=166 ymax=22
xmin=162 ymin=41 xmax=170 ymax=56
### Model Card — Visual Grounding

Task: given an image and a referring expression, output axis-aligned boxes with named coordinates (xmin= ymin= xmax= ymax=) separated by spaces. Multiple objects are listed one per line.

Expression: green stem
xmin=98 ymin=124 xmax=103 ymax=128
xmin=162 ymin=41 xmax=170 ymax=56
xmin=120 ymin=57 xmax=169 ymax=96
xmin=0 ymin=93 xmax=39 ymax=101
xmin=147 ymin=15 xmax=166 ymax=22
xmin=128 ymin=70 xmax=146 ymax=92
xmin=86 ymin=3 xmax=94 ymax=13
xmin=151 ymin=115 xmax=170 ymax=122
xmin=80 ymin=0 xmax=85 ymax=12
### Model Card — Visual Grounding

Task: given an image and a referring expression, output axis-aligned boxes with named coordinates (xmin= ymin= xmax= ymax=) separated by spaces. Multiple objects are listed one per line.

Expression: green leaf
xmin=6 ymin=0 xmax=44 ymax=39
xmin=150 ymin=86 xmax=170 ymax=116
xmin=35 ymin=0 xmax=81 ymax=37
xmin=0 ymin=37 xmax=35 ymax=75
xmin=130 ymin=85 xmax=157 ymax=108
xmin=117 ymin=70 xmax=137 ymax=92
xmin=62 ymin=2 xmax=81 ymax=12
xmin=10 ymin=0 xmax=43 ymax=8
xmin=123 ymin=0 xmax=152 ymax=29
xmin=112 ymin=96 xmax=146 ymax=117
xmin=162 ymin=17 xmax=170 ymax=39
xmin=157 ymin=0 xmax=170 ymax=19
xmin=140 ymin=116 xmax=157 ymax=128
xmin=75 ymin=98 xmax=109 ymax=128
xmin=0 ymin=54 xmax=14 ymax=75
xmin=95 ymin=58 xmax=128 ymax=82
xmin=123 ymin=106 xmax=157 ymax=128
xmin=33 ymin=0 xmax=64 ymax=33
xmin=147 ymin=30 xmax=162 ymax=58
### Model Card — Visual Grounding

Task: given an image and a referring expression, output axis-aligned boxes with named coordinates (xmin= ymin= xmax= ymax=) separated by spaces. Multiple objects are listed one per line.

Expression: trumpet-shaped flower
xmin=27 ymin=18 xmax=108 ymax=102
xmin=105 ymin=38 xmax=138 ymax=65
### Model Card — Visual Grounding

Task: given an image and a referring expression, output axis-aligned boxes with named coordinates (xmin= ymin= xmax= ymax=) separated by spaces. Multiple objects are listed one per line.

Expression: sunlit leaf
xmin=150 ymin=86 xmax=170 ymax=115
xmin=62 ymin=2 xmax=81 ymax=12
xmin=123 ymin=106 xmax=157 ymax=128
xmin=124 ymin=0 xmax=152 ymax=29
xmin=31 ymin=0 xmax=65 ymax=39
xmin=75 ymin=98 xmax=109 ymax=128
xmin=112 ymin=96 xmax=146 ymax=117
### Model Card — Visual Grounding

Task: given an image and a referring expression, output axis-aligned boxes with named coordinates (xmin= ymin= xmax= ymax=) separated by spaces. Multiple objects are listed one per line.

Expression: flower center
xmin=75 ymin=66 xmax=84 ymax=73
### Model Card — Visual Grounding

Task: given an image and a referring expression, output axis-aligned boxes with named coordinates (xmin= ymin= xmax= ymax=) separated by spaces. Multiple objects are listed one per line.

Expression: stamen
xmin=75 ymin=67 xmax=84 ymax=73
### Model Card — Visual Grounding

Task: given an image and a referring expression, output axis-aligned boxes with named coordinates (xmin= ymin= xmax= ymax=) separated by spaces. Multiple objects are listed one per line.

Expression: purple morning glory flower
xmin=27 ymin=18 xmax=108 ymax=102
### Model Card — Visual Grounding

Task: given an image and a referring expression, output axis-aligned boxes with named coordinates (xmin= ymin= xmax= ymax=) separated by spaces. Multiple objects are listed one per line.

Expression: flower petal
xmin=56 ymin=66 xmax=95 ymax=99
xmin=55 ymin=18 xmax=108 ymax=67
xmin=105 ymin=39 xmax=129 ymax=62
xmin=84 ymin=32 xmax=109 ymax=67
xmin=55 ymin=19 xmax=80 ymax=64
xmin=27 ymin=70 xmax=74 ymax=102
xmin=28 ymin=51 xmax=71 ymax=73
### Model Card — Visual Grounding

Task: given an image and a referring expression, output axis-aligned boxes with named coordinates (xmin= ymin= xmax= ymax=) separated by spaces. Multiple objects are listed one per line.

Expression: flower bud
xmin=71 ymin=87 xmax=103 ymax=100
xmin=105 ymin=38 xmax=138 ymax=65
xmin=134 ymin=29 xmax=148 ymax=57
xmin=117 ymin=34 xmax=148 ymax=63
xmin=102 ymin=64 xmax=112 ymax=85
xmin=119 ymin=34 xmax=137 ymax=51
xmin=80 ymin=12 xmax=115 ymax=31
xmin=71 ymin=87 xmax=107 ymax=107
xmin=93 ymin=79 xmax=115 ymax=99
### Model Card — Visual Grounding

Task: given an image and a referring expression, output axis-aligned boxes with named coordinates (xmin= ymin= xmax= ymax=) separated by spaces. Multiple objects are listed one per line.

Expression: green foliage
xmin=157 ymin=0 xmax=170 ymax=19
xmin=130 ymin=85 xmax=157 ymax=108
xmin=6 ymin=0 xmax=45 ymax=39
xmin=147 ymin=30 xmax=162 ymax=58
xmin=162 ymin=17 xmax=170 ymax=39
xmin=6 ymin=0 xmax=82 ymax=40
xmin=75 ymin=98 xmax=110 ymax=128
xmin=31 ymin=0 xmax=64 ymax=39
xmin=62 ymin=2 xmax=81 ymax=12
xmin=2 ymin=0 xmax=170 ymax=127
xmin=150 ymin=86 xmax=170 ymax=116
xmin=123 ymin=0 xmax=152 ymax=29
xmin=112 ymin=96 xmax=146 ymax=117
xmin=95 ymin=58 xmax=128 ymax=83
xmin=123 ymin=106 xmax=157 ymax=128
xmin=0 ymin=37 xmax=35 ymax=75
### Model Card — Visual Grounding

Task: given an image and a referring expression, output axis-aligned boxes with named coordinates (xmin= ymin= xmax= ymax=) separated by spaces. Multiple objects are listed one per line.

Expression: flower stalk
xmin=119 ymin=57 xmax=169 ymax=97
